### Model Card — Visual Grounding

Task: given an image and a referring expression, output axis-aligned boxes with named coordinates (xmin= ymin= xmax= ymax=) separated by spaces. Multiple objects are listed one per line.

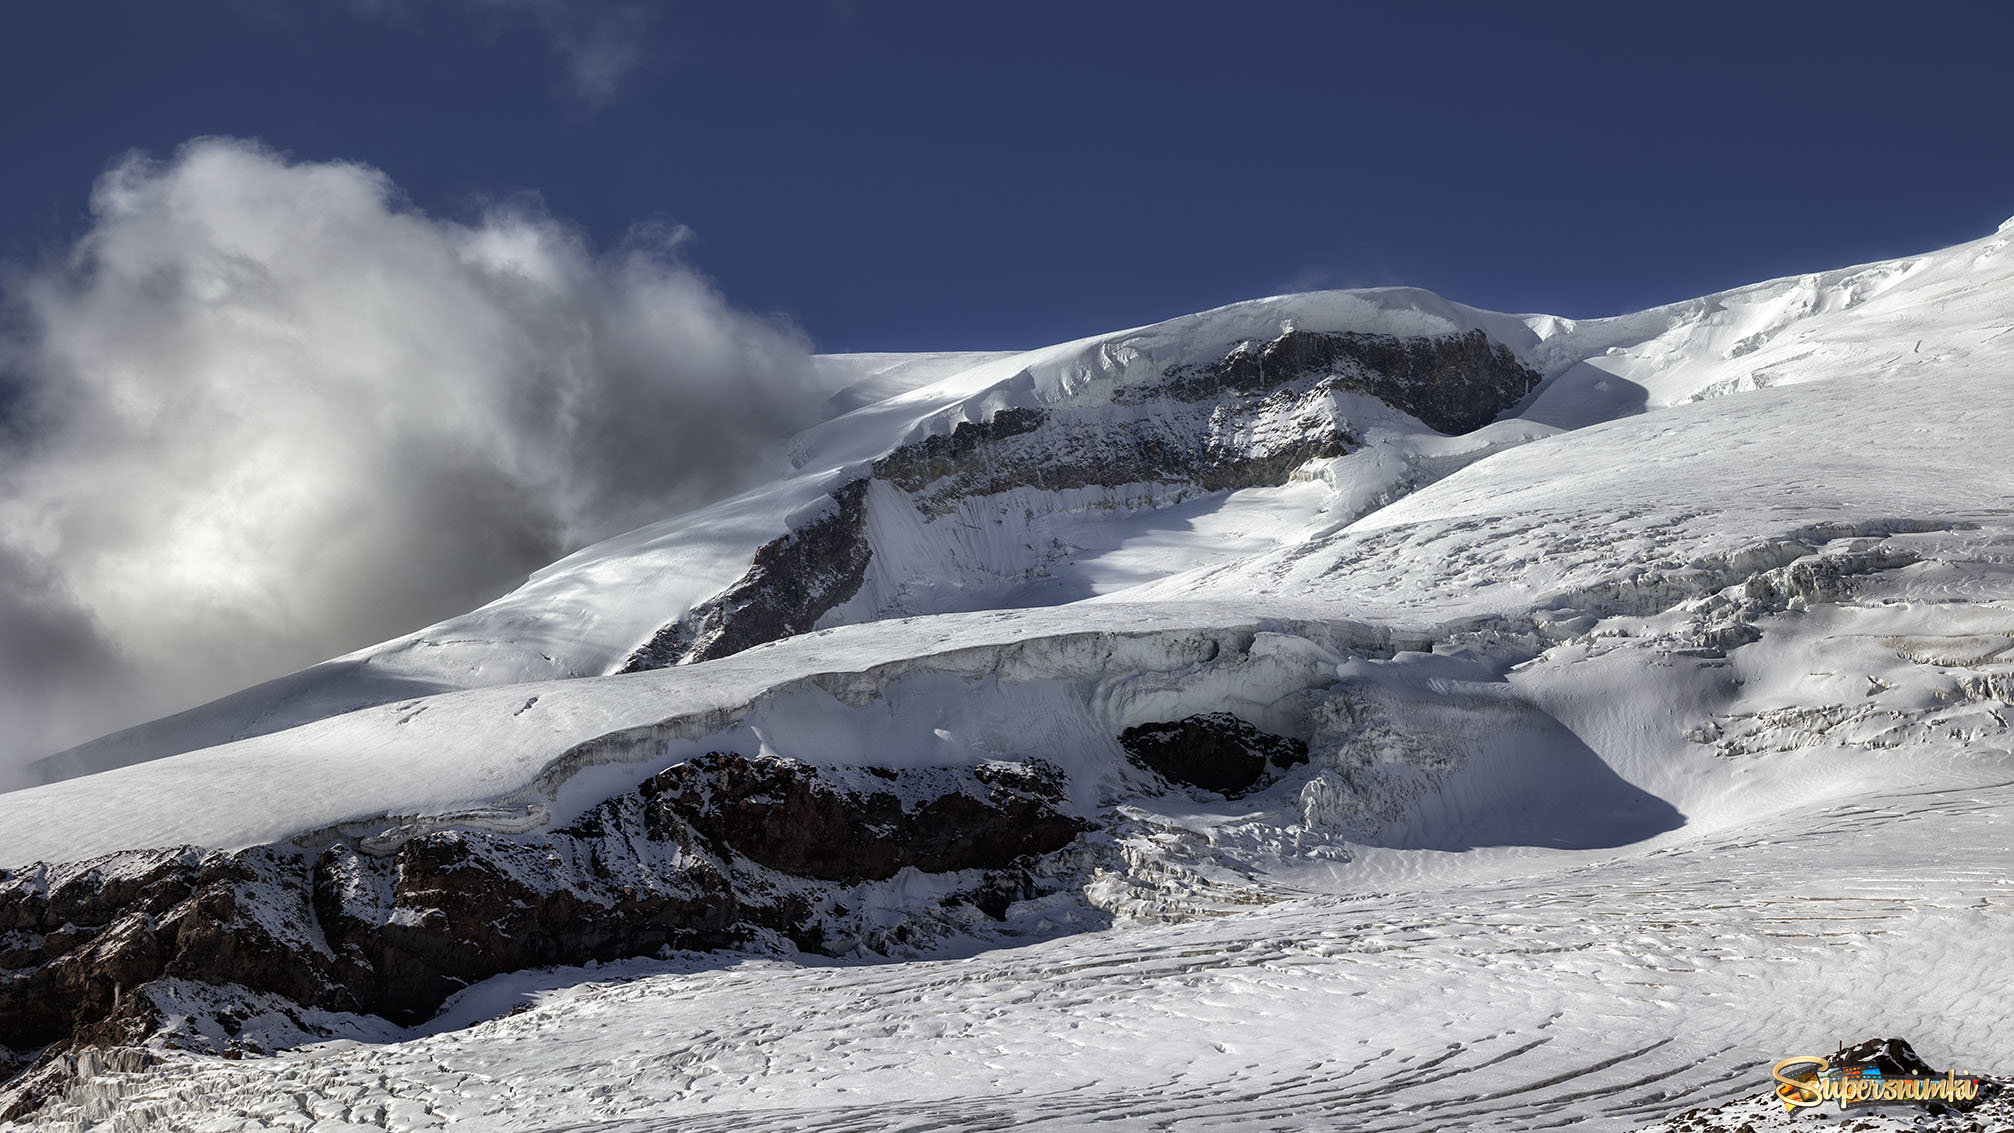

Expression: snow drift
xmin=4 ymin=215 xmax=2013 ymax=1131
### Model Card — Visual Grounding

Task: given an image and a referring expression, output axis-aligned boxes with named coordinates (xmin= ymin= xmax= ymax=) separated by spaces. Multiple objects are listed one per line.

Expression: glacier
xmin=1 ymin=218 xmax=2011 ymax=1130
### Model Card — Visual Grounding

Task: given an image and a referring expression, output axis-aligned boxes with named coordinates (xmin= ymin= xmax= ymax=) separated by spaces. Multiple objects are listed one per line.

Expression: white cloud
xmin=0 ymin=138 xmax=818 ymax=782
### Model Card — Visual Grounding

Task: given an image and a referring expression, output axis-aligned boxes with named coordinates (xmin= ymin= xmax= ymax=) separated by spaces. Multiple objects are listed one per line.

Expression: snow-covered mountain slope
xmin=22 ymin=767 xmax=2012 ymax=1132
xmin=3 ymin=220 xmax=2012 ymax=1130
xmin=809 ymin=350 xmax=1022 ymax=417
xmin=1519 ymin=214 xmax=2014 ymax=425
xmin=6 ymin=350 xmax=2010 ymax=867
xmin=37 ymin=218 xmax=2014 ymax=785
xmin=29 ymin=300 xmax=1538 ymax=781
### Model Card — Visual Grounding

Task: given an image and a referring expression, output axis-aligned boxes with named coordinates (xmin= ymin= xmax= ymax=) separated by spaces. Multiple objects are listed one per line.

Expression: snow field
xmin=6 ymin=218 xmax=2014 ymax=1131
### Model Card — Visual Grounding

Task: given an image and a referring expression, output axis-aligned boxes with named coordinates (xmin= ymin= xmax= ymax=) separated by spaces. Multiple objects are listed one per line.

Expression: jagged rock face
xmin=1119 ymin=713 xmax=1309 ymax=797
xmin=622 ymin=478 xmax=874 ymax=671
xmin=652 ymin=754 xmax=1083 ymax=882
xmin=1150 ymin=328 xmax=1543 ymax=435
xmin=0 ymin=846 xmax=332 ymax=1057
xmin=873 ymin=400 xmax=1352 ymax=516
xmin=871 ymin=406 xmax=1049 ymax=494
xmin=623 ymin=328 xmax=1535 ymax=670
xmin=0 ymin=753 xmax=1084 ymax=1098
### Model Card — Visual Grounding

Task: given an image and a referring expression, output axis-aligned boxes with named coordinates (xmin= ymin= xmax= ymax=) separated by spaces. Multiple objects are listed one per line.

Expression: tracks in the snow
xmin=16 ymin=775 xmax=2013 ymax=1133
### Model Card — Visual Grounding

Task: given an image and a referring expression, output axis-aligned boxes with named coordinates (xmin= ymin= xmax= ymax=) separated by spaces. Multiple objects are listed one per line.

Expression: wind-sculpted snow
xmin=1125 ymin=360 xmax=2014 ymax=633
xmin=13 ymin=764 xmax=2012 ymax=1131
xmin=0 ymin=616 xmax=1421 ymax=867
xmin=7 ymin=502 xmax=2011 ymax=1124
xmin=1519 ymin=220 xmax=2014 ymax=426
xmin=0 ymin=752 xmax=1095 ymax=1123
xmin=44 ymin=215 xmax=2014 ymax=780
xmin=4 ymin=222 xmax=2014 ymax=1128
xmin=29 ymin=289 xmax=1553 ymax=779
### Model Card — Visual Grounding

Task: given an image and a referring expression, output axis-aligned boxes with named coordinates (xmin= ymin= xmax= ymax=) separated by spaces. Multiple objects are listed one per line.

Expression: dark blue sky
xmin=4 ymin=1 xmax=2012 ymax=353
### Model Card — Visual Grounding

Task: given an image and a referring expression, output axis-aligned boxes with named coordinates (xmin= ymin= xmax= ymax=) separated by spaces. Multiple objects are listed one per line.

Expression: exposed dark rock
xmin=625 ymin=395 xmax=1352 ymax=668
xmin=621 ymin=477 xmax=874 ymax=671
xmin=650 ymin=754 xmax=1083 ymax=883
xmin=874 ymin=404 xmax=1353 ymax=515
xmin=621 ymin=330 xmax=1529 ymax=671
xmin=0 ymin=754 xmax=1085 ymax=1117
xmin=308 ymin=814 xmax=745 ymax=1023
xmin=0 ymin=846 xmax=322 ymax=1056
xmin=1154 ymin=328 xmax=1541 ymax=435
xmin=1120 ymin=713 xmax=1309 ymax=797
xmin=1830 ymin=1036 xmax=1939 ymax=1078
xmin=872 ymin=406 xmax=1049 ymax=494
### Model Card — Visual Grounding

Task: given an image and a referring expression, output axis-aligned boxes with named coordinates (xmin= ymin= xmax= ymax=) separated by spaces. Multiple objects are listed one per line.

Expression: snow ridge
xmin=5 ymin=218 xmax=2014 ymax=1130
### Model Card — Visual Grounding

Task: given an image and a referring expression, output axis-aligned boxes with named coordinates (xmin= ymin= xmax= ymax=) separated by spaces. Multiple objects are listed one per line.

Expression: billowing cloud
xmin=0 ymin=138 xmax=818 ymax=784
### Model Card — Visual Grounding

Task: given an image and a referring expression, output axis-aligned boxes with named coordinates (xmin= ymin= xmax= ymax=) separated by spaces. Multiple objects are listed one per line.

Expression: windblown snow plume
xmin=0 ymin=138 xmax=817 ymax=779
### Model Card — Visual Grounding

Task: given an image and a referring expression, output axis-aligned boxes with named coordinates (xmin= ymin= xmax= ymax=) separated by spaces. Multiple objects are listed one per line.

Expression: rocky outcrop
xmin=653 ymin=754 xmax=1083 ymax=883
xmin=621 ymin=478 xmax=874 ymax=670
xmin=620 ymin=329 xmax=1532 ymax=668
xmin=1119 ymin=713 xmax=1309 ymax=797
xmin=875 ymin=406 xmax=1353 ymax=515
xmin=872 ymin=406 xmax=1050 ymax=494
xmin=1151 ymin=328 xmax=1541 ymax=435
xmin=867 ymin=399 xmax=1350 ymax=503
xmin=1828 ymin=1036 xmax=1941 ymax=1079
xmin=0 ymin=846 xmax=323 ymax=1059
xmin=0 ymin=753 xmax=1085 ymax=1119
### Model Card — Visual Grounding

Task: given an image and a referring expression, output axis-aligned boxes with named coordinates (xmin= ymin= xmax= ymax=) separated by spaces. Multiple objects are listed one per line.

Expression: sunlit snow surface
xmin=26 ymin=768 xmax=2014 ymax=1130
xmin=8 ymin=224 xmax=2014 ymax=1129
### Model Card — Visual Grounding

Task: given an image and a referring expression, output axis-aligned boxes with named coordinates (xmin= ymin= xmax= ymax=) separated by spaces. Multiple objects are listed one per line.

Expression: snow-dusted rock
xmin=6 ymin=216 xmax=2014 ymax=1130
